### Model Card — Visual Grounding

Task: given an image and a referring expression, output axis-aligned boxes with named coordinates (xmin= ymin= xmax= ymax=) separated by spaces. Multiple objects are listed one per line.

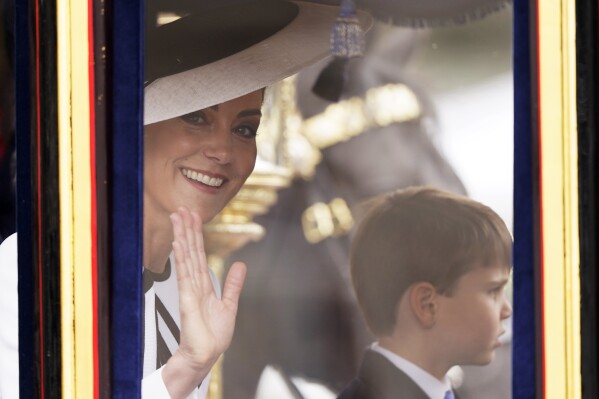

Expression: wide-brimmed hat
xmin=144 ymin=0 xmax=371 ymax=125
xmin=144 ymin=0 xmax=510 ymax=124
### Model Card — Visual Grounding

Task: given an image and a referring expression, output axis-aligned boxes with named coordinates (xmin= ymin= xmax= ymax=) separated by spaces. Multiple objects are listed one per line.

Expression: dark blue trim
xmin=15 ymin=0 xmax=39 ymax=396
xmin=512 ymin=0 xmax=538 ymax=398
xmin=110 ymin=0 xmax=144 ymax=396
xmin=575 ymin=0 xmax=599 ymax=397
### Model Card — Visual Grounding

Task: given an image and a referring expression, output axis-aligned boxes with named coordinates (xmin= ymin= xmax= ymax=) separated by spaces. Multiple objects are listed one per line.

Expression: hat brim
xmin=144 ymin=1 xmax=371 ymax=125
xmin=357 ymin=0 xmax=510 ymax=27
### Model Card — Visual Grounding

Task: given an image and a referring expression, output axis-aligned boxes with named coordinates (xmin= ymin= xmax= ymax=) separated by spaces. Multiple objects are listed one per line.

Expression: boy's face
xmin=434 ymin=263 xmax=512 ymax=367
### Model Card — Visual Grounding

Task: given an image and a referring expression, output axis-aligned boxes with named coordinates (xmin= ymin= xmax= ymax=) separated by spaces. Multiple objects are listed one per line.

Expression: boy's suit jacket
xmin=337 ymin=349 xmax=460 ymax=399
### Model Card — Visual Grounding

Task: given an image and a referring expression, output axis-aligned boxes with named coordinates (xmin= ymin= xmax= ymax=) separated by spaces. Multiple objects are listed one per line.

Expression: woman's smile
xmin=181 ymin=168 xmax=226 ymax=189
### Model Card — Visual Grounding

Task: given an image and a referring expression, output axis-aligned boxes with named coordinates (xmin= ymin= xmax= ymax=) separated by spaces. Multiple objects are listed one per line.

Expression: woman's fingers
xmin=221 ymin=261 xmax=247 ymax=311
xmin=170 ymin=209 xmax=196 ymax=286
xmin=170 ymin=213 xmax=191 ymax=282
xmin=190 ymin=211 xmax=210 ymax=276
xmin=171 ymin=206 xmax=214 ymax=293
xmin=179 ymin=208 xmax=200 ymax=281
xmin=171 ymin=206 xmax=246 ymax=317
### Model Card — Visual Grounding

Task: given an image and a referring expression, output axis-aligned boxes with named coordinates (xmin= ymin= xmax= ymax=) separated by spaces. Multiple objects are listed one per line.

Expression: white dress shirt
xmin=371 ymin=342 xmax=454 ymax=399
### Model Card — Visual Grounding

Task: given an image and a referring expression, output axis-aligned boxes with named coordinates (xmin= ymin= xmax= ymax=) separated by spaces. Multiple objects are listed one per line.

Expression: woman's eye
xmin=233 ymin=124 xmax=258 ymax=139
xmin=180 ymin=111 xmax=206 ymax=125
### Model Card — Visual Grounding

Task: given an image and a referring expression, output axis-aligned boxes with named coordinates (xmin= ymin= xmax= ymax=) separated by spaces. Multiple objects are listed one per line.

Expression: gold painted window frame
xmin=537 ymin=0 xmax=581 ymax=397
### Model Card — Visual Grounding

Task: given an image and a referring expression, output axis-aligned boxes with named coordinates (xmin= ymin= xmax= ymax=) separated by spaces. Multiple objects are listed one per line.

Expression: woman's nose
xmin=203 ymin=127 xmax=233 ymax=164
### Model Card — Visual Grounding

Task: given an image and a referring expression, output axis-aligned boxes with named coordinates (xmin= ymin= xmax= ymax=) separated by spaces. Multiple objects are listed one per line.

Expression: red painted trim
xmin=0 ymin=135 xmax=6 ymax=159
xmin=535 ymin=0 xmax=546 ymax=396
xmin=88 ymin=0 xmax=99 ymax=397
xmin=34 ymin=0 xmax=45 ymax=396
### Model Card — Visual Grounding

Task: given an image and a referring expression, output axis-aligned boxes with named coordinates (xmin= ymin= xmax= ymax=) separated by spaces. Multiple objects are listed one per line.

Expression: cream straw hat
xmin=144 ymin=0 xmax=371 ymax=125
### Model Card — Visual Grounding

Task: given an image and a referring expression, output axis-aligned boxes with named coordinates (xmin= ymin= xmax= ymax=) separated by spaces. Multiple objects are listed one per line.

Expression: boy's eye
xmin=180 ymin=111 xmax=206 ymax=125
xmin=489 ymin=286 xmax=504 ymax=298
xmin=233 ymin=124 xmax=258 ymax=139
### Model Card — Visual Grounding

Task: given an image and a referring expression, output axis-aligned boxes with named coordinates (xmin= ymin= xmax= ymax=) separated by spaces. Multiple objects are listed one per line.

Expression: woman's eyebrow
xmin=238 ymin=109 xmax=262 ymax=118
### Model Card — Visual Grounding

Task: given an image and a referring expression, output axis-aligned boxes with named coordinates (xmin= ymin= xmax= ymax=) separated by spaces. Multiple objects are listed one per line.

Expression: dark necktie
xmin=444 ymin=390 xmax=455 ymax=399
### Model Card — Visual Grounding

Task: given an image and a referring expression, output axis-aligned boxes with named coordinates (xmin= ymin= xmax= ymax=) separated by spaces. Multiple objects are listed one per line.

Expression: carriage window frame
xmin=11 ymin=0 xmax=594 ymax=397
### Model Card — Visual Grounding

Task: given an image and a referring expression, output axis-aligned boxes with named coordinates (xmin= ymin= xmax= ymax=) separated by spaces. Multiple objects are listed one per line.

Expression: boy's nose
xmin=500 ymin=295 xmax=512 ymax=320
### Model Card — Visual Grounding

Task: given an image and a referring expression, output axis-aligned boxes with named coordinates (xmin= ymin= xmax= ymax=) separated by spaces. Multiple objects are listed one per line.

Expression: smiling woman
xmin=143 ymin=91 xmax=262 ymax=274
xmin=0 ymin=0 xmax=371 ymax=397
xmin=138 ymin=2 xmax=371 ymax=398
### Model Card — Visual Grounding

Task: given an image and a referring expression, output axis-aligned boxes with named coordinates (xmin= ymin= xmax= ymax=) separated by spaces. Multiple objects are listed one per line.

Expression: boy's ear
xmin=408 ymin=282 xmax=438 ymax=328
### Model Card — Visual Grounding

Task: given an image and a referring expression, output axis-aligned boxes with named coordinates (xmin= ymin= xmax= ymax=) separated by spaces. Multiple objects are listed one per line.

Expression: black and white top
xmin=142 ymin=254 xmax=220 ymax=398
xmin=0 ymin=237 xmax=217 ymax=398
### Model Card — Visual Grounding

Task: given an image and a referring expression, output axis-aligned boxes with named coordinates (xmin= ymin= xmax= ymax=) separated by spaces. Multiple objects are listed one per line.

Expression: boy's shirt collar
xmin=371 ymin=342 xmax=453 ymax=399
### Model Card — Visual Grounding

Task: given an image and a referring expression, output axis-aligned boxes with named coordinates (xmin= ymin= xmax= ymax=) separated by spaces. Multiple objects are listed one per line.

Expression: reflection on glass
xmin=222 ymin=7 xmax=513 ymax=399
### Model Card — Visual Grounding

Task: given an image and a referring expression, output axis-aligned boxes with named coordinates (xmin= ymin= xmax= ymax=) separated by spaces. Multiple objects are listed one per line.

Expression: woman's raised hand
xmin=162 ymin=206 xmax=247 ymax=399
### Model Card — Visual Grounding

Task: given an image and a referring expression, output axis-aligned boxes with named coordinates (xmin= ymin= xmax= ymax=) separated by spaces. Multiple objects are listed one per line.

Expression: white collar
xmin=371 ymin=343 xmax=453 ymax=399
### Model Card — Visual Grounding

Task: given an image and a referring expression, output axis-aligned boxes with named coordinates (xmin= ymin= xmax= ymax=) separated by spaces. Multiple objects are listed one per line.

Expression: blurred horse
xmin=223 ymin=25 xmax=467 ymax=399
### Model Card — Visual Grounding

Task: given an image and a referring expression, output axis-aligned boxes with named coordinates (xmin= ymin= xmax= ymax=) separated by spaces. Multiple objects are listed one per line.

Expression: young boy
xmin=338 ymin=186 xmax=512 ymax=399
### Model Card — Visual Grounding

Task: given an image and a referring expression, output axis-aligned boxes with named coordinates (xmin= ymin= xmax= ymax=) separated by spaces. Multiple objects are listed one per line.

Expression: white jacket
xmin=0 ymin=235 xmax=211 ymax=398
xmin=0 ymin=234 xmax=18 ymax=399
